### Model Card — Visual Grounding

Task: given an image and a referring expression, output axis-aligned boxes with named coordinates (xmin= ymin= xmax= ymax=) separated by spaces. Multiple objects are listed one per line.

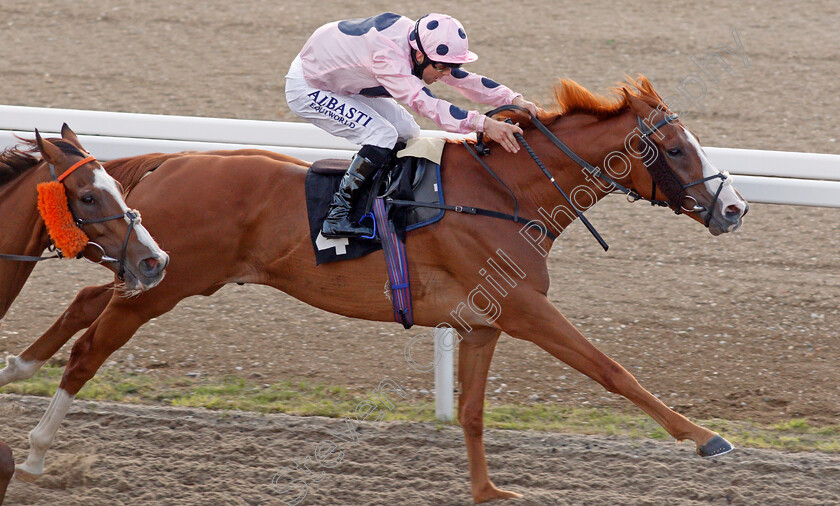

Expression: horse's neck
xmin=0 ymin=163 xmax=52 ymax=318
xmin=518 ymin=111 xmax=638 ymax=235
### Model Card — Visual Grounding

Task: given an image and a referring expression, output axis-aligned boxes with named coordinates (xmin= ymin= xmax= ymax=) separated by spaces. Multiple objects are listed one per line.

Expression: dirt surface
xmin=2 ymin=394 xmax=840 ymax=506
xmin=1 ymin=0 xmax=839 ymax=504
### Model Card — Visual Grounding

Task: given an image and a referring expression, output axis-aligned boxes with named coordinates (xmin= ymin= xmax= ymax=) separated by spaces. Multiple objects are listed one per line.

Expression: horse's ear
xmin=60 ymin=123 xmax=82 ymax=147
xmin=624 ymin=89 xmax=652 ymax=116
xmin=35 ymin=129 xmax=65 ymax=166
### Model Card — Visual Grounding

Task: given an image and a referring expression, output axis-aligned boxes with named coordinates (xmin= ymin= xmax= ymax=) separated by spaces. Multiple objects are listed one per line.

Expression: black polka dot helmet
xmin=409 ymin=13 xmax=478 ymax=65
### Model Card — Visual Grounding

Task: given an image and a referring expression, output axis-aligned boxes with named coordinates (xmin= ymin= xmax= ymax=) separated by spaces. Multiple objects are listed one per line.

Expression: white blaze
xmin=92 ymin=167 xmax=129 ymax=212
xmin=92 ymin=167 xmax=166 ymax=261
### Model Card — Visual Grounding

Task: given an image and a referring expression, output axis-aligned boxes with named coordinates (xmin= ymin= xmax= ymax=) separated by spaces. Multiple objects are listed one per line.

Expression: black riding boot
xmin=321 ymin=147 xmax=388 ymax=238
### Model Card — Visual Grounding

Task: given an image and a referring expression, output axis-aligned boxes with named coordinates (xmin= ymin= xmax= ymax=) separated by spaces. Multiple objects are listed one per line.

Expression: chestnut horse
xmin=3 ymin=77 xmax=748 ymax=502
xmin=0 ymin=125 xmax=168 ymax=497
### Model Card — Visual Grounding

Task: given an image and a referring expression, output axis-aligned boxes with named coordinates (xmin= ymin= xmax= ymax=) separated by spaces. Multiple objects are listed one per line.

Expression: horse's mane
xmin=0 ymin=138 xmax=84 ymax=189
xmin=537 ymin=74 xmax=667 ymax=123
xmin=0 ymin=147 xmax=39 ymax=188
xmin=104 ymin=152 xmax=186 ymax=195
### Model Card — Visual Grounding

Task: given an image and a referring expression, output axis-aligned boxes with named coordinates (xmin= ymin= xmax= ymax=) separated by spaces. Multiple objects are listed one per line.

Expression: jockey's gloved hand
xmin=512 ymin=96 xmax=540 ymax=118
xmin=483 ymin=118 xmax=523 ymax=154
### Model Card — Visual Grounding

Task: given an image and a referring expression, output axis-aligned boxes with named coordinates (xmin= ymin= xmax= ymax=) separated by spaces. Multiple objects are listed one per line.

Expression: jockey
xmin=286 ymin=12 xmax=540 ymax=239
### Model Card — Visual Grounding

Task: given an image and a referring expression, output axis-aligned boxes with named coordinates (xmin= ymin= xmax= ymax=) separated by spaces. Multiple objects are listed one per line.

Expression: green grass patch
xmin=2 ymin=366 xmax=838 ymax=453
xmin=483 ymin=404 xmax=669 ymax=440
xmin=724 ymin=418 xmax=840 ymax=453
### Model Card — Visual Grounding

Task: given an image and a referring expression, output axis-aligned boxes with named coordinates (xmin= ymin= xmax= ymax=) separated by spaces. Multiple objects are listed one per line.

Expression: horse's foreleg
xmin=0 ymin=284 xmax=113 ymax=387
xmin=458 ymin=328 xmax=523 ymax=503
xmin=502 ymin=296 xmax=731 ymax=457
xmin=16 ymin=298 xmax=156 ymax=477
xmin=0 ymin=441 xmax=13 ymax=503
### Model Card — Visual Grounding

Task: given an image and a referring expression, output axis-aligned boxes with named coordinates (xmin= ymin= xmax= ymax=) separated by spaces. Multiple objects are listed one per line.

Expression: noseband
xmin=0 ymin=156 xmax=140 ymax=281
xmin=72 ymin=207 xmax=141 ymax=281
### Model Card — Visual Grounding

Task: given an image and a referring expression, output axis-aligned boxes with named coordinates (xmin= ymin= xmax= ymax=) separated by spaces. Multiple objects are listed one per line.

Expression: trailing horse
xmin=3 ymin=77 xmax=748 ymax=502
xmin=0 ymin=125 xmax=168 ymax=495
xmin=0 ymin=125 xmax=168 ymax=322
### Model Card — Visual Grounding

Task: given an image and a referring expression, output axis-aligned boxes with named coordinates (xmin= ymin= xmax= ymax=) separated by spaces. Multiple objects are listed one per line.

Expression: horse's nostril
xmin=140 ymin=257 xmax=162 ymax=277
xmin=724 ymin=204 xmax=742 ymax=219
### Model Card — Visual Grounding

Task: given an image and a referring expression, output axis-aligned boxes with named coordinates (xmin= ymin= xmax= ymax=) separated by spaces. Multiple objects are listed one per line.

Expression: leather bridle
xmin=471 ymin=105 xmax=732 ymax=249
xmin=636 ymin=116 xmax=730 ymax=227
xmin=0 ymin=156 xmax=141 ymax=281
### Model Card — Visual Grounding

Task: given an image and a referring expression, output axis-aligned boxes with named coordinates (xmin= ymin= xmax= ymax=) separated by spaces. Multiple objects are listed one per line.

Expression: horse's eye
xmin=81 ymin=195 xmax=96 ymax=205
xmin=667 ymin=148 xmax=683 ymax=157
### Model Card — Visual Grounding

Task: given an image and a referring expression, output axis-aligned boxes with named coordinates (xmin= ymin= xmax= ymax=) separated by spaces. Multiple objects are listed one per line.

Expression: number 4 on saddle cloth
xmin=304 ymin=138 xmax=448 ymax=328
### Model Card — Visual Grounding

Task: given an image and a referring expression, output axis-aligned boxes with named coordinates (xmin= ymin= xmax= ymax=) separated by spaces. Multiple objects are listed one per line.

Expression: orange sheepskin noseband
xmin=36 ymin=181 xmax=89 ymax=258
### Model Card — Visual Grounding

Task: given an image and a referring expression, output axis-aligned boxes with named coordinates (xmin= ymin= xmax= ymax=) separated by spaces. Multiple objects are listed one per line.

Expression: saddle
xmin=304 ymin=139 xmax=446 ymax=265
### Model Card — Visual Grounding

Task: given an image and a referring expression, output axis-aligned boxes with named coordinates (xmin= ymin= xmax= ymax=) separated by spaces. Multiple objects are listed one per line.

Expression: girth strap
xmin=385 ymin=198 xmax=558 ymax=241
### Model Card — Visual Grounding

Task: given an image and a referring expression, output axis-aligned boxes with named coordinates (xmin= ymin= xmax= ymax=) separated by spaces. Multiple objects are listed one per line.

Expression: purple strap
xmin=373 ymin=198 xmax=413 ymax=328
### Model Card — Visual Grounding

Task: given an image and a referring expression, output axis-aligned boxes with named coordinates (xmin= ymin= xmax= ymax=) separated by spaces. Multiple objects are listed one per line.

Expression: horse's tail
xmin=104 ymin=152 xmax=186 ymax=196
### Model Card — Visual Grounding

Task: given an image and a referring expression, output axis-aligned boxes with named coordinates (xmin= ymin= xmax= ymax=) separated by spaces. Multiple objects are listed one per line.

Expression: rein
xmin=388 ymin=105 xmax=727 ymax=250
xmin=0 ymin=249 xmax=63 ymax=262
xmin=471 ymin=105 xmax=729 ymax=248
xmin=0 ymin=156 xmax=140 ymax=280
xmin=503 ymin=117 xmax=610 ymax=251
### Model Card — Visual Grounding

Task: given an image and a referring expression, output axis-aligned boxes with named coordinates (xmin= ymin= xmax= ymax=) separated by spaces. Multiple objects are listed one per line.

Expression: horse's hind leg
xmin=501 ymin=293 xmax=732 ymax=457
xmin=458 ymin=328 xmax=523 ymax=503
xmin=16 ymin=294 xmax=174 ymax=477
xmin=0 ymin=284 xmax=113 ymax=387
xmin=0 ymin=441 xmax=12 ymax=503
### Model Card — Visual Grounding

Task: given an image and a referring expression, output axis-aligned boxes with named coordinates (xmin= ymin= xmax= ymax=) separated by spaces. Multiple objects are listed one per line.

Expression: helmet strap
xmin=411 ymin=15 xmax=434 ymax=78
xmin=411 ymin=50 xmax=433 ymax=79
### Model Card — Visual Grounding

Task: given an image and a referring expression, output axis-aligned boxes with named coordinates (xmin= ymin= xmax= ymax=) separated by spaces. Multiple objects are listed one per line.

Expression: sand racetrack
xmin=1 ymin=0 xmax=838 ymax=504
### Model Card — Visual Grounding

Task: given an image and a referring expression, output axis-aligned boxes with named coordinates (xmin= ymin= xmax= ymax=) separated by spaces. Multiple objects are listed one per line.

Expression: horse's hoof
xmin=696 ymin=435 xmax=734 ymax=457
xmin=14 ymin=464 xmax=42 ymax=482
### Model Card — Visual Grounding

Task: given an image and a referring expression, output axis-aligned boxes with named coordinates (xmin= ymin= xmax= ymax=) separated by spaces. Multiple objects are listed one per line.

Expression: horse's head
xmin=620 ymin=79 xmax=748 ymax=235
xmin=35 ymin=125 xmax=169 ymax=291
